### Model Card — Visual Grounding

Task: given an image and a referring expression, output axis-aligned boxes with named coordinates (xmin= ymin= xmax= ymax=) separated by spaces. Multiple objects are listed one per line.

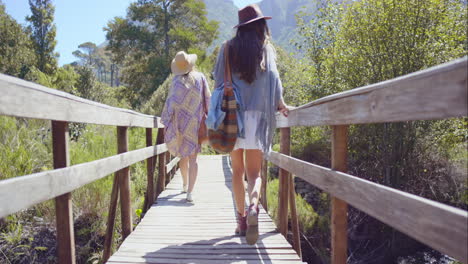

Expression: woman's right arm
xmin=266 ymin=43 xmax=290 ymax=117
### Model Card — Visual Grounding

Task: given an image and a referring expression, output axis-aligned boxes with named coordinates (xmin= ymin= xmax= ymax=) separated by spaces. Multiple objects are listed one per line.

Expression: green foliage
xmin=105 ymin=0 xmax=219 ymax=107
xmin=0 ymin=116 xmax=51 ymax=181
xmin=266 ymin=178 xmax=318 ymax=235
xmin=0 ymin=3 xmax=36 ymax=78
xmin=25 ymin=65 xmax=79 ymax=95
xmin=139 ymin=73 xmax=174 ymax=116
xmin=135 ymin=209 xmax=143 ymax=218
xmin=266 ymin=178 xmax=279 ymax=221
xmin=75 ymin=66 xmax=97 ymax=99
xmin=26 ymin=0 xmax=58 ymax=75
xmin=0 ymin=215 xmax=24 ymax=245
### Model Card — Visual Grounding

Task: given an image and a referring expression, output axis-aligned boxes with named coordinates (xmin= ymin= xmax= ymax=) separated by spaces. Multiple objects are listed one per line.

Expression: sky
xmin=3 ymin=0 xmax=259 ymax=66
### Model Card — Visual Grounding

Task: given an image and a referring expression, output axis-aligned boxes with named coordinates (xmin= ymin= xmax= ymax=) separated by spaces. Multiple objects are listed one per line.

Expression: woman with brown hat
xmin=161 ymin=51 xmax=211 ymax=203
xmin=213 ymin=4 xmax=289 ymax=244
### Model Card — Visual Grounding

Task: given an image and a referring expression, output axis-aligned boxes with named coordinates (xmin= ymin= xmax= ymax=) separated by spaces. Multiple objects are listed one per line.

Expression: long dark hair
xmin=230 ymin=19 xmax=271 ymax=84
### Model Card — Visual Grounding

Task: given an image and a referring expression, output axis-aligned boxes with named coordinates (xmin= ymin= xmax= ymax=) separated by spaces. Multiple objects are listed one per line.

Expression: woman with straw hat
xmin=212 ymin=4 xmax=289 ymax=244
xmin=161 ymin=51 xmax=211 ymax=203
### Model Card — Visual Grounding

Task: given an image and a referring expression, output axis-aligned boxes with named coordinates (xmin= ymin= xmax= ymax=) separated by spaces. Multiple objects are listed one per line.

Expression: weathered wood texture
xmin=0 ymin=73 xmax=162 ymax=128
xmin=331 ymin=125 xmax=348 ymax=264
xmin=117 ymin=127 xmax=132 ymax=239
xmin=278 ymin=128 xmax=290 ymax=236
xmin=261 ymin=159 xmax=268 ymax=212
xmin=277 ymin=57 xmax=467 ymax=128
xmin=166 ymin=157 xmax=181 ymax=173
xmin=156 ymin=128 xmax=166 ymax=197
xmin=51 ymin=121 xmax=76 ymax=264
xmin=0 ymin=144 xmax=167 ymax=218
xmin=288 ymin=174 xmax=302 ymax=259
xmin=165 ymin=152 xmax=171 ymax=185
xmin=106 ymin=155 xmax=304 ymax=264
xmin=145 ymin=128 xmax=155 ymax=212
xmin=267 ymin=152 xmax=468 ymax=263
xmin=102 ymin=171 xmax=120 ymax=262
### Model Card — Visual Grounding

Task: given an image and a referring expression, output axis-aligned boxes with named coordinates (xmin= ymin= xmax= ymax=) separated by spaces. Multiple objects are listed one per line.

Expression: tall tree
xmin=0 ymin=3 xmax=36 ymax=78
xmin=26 ymin=0 xmax=58 ymax=75
xmin=105 ymin=0 xmax=218 ymax=107
xmin=72 ymin=42 xmax=98 ymax=67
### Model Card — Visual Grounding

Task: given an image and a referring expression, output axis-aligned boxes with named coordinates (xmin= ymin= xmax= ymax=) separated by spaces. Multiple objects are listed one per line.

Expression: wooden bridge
xmin=0 ymin=57 xmax=467 ymax=264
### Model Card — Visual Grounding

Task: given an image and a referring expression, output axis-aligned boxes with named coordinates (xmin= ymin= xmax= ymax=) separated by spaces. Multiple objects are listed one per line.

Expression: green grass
xmin=0 ymin=116 xmax=51 ymax=181
xmin=266 ymin=178 xmax=319 ymax=235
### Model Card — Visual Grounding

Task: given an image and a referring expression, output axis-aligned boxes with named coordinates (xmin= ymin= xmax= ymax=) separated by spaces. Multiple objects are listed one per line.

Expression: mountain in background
xmin=203 ymin=0 xmax=239 ymax=52
xmin=259 ymin=0 xmax=317 ymax=50
xmin=204 ymin=0 xmax=318 ymax=53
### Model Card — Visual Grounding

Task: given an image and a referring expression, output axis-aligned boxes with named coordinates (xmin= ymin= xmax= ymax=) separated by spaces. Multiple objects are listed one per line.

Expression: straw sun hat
xmin=171 ymin=51 xmax=197 ymax=76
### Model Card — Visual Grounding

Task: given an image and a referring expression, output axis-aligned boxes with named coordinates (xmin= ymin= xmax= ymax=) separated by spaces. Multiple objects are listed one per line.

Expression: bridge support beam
xmin=261 ymin=160 xmax=268 ymax=212
xmin=278 ymin=128 xmax=290 ymax=236
xmin=156 ymin=128 xmax=166 ymax=196
xmin=331 ymin=125 xmax=349 ymax=264
xmin=52 ymin=121 xmax=76 ymax=264
xmin=144 ymin=128 xmax=155 ymax=212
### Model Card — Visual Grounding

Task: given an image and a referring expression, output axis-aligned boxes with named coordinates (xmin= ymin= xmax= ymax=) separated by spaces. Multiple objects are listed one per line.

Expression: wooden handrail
xmin=267 ymin=151 xmax=468 ymax=262
xmin=268 ymin=57 xmax=468 ymax=263
xmin=277 ymin=57 xmax=467 ymax=128
xmin=0 ymin=73 xmax=162 ymax=128
xmin=0 ymin=143 xmax=168 ymax=218
xmin=0 ymin=73 xmax=180 ymax=263
xmin=166 ymin=157 xmax=181 ymax=173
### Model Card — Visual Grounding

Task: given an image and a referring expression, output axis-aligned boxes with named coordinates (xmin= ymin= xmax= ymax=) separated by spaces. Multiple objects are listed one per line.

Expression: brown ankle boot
xmin=235 ymin=211 xmax=247 ymax=236
xmin=246 ymin=204 xmax=259 ymax=245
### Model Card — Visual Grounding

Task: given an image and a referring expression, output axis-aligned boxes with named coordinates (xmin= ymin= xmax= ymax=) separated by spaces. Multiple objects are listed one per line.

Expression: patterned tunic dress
xmin=161 ymin=71 xmax=210 ymax=158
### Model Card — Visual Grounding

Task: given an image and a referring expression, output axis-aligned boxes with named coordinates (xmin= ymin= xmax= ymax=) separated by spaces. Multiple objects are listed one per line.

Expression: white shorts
xmin=234 ymin=111 xmax=262 ymax=151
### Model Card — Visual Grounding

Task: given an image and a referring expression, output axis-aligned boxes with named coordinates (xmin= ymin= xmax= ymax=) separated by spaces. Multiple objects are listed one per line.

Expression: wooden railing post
xmin=261 ymin=160 xmax=268 ymax=212
xmin=156 ymin=128 xmax=166 ymax=196
xmin=117 ymin=126 xmax=132 ymax=239
xmin=102 ymin=168 xmax=120 ymax=262
xmin=331 ymin=125 xmax=349 ymax=264
xmin=52 ymin=121 xmax=75 ymax=264
xmin=144 ymin=128 xmax=155 ymax=212
xmin=278 ymin=127 xmax=290 ymax=236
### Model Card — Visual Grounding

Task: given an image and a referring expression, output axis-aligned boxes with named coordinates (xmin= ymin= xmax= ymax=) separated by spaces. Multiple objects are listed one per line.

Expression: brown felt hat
xmin=234 ymin=4 xmax=272 ymax=28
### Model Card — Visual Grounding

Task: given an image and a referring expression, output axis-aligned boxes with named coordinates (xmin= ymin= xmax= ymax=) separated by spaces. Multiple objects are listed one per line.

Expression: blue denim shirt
xmin=205 ymin=83 xmax=245 ymax=138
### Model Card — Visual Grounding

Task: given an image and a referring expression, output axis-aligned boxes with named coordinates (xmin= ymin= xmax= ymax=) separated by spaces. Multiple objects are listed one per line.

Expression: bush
xmin=266 ymin=178 xmax=319 ymax=235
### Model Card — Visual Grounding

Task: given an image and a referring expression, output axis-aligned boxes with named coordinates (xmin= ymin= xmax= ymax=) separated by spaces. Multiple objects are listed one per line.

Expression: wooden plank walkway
xmin=107 ymin=155 xmax=304 ymax=264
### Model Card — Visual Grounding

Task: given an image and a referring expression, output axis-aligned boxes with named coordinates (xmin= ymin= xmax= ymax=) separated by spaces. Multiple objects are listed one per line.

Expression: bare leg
xmin=187 ymin=153 xmax=198 ymax=193
xmin=244 ymin=149 xmax=262 ymax=208
xmin=245 ymin=149 xmax=262 ymax=245
xmin=179 ymin=157 xmax=188 ymax=192
xmin=230 ymin=149 xmax=246 ymax=216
